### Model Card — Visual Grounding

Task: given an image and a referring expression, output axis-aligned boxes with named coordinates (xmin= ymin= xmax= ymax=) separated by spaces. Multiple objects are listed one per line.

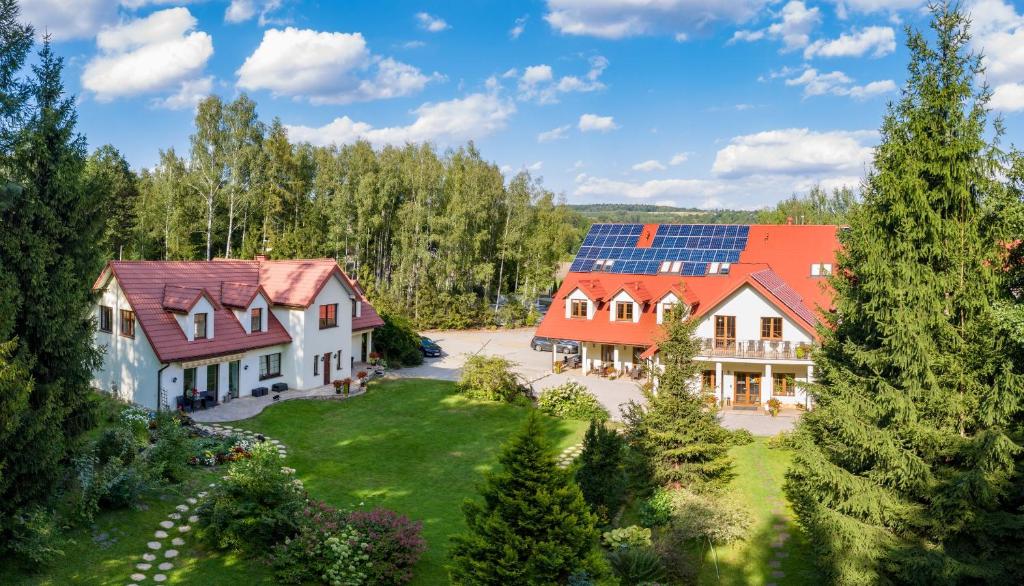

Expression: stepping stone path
xmin=556 ymin=443 xmax=584 ymax=469
xmin=749 ymin=454 xmax=793 ymax=582
xmin=124 ymin=425 xmax=289 ymax=584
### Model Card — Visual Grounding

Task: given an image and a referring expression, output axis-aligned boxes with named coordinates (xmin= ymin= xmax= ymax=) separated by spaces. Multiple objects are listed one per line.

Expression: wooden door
xmin=322 ymin=353 xmax=331 ymax=385
xmin=734 ymin=372 xmax=761 ymax=405
xmin=715 ymin=315 xmax=736 ymax=350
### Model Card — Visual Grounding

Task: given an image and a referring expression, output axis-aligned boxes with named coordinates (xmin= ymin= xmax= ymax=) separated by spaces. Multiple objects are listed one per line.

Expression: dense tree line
xmin=88 ymin=97 xmax=580 ymax=329
xmin=756 ymin=185 xmax=856 ymax=225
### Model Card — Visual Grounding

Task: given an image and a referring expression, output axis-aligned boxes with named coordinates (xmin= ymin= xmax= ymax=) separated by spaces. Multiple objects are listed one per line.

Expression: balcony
xmin=696 ymin=338 xmax=814 ymax=361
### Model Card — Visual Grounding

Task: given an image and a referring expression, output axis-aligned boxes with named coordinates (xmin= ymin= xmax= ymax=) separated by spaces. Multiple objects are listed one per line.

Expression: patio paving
xmin=190 ymin=383 xmax=362 ymax=422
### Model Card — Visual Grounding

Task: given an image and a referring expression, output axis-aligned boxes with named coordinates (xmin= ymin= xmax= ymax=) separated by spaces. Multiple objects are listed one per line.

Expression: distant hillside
xmin=569 ymin=203 xmax=761 ymax=225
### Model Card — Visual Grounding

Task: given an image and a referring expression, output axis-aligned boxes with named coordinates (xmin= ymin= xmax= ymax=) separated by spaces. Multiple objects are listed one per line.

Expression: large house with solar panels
xmin=535 ymin=223 xmax=840 ymax=410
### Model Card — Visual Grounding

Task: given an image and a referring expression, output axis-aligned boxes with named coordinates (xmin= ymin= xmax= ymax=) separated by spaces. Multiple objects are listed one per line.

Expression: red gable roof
xmin=536 ymin=224 xmax=839 ymax=348
xmin=93 ymin=258 xmax=383 ymax=363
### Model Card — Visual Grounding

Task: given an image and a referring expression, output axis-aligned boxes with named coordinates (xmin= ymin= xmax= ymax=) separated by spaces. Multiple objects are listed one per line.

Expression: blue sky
xmin=20 ymin=0 xmax=1024 ymax=209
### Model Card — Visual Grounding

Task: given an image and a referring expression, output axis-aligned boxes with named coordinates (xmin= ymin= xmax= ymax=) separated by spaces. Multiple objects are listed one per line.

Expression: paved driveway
xmin=395 ymin=328 xmax=799 ymax=433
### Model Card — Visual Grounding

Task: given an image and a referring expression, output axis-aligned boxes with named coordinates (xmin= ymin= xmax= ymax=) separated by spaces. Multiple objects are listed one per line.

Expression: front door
xmin=228 ymin=360 xmax=240 ymax=399
xmin=735 ymin=372 xmax=761 ymax=405
xmin=322 ymin=352 xmax=331 ymax=385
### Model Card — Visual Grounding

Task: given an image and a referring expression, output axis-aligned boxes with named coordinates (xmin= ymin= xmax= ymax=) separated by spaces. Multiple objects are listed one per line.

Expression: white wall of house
xmin=173 ymin=296 xmax=216 ymax=341
xmin=696 ymin=360 xmax=812 ymax=409
xmin=351 ymin=329 xmax=373 ymax=364
xmin=286 ymin=276 xmax=354 ymax=389
xmin=580 ymin=341 xmax=646 ymax=372
xmin=93 ymin=277 xmax=163 ymax=411
xmin=608 ymin=291 xmax=641 ymax=323
xmin=655 ymin=292 xmax=680 ymax=324
xmin=564 ymin=288 xmax=596 ymax=319
xmin=693 ymin=285 xmax=812 ymax=344
xmin=232 ymin=292 xmax=269 ymax=334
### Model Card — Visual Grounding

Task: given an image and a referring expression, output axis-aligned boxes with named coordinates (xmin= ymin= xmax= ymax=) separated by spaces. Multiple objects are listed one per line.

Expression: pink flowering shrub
xmin=346 ymin=508 xmax=427 ymax=585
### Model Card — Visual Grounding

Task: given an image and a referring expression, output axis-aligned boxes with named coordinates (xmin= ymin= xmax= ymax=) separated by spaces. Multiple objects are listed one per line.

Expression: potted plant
xmin=341 ymin=377 xmax=353 ymax=397
xmin=356 ymin=370 xmax=368 ymax=390
xmin=332 ymin=379 xmax=343 ymax=395
xmin=795 ymin=344 xmax=807 ymax=359
xmin=767 ymin=398 xmax=781 ymax=417
xmin=368 ymin=351 xmax=380 ymax=366
xmin=553 ymin=361 xmax=564 ymax=374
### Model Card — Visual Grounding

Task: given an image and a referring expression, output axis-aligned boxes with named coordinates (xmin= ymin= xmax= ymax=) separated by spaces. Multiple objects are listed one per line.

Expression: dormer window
xmin=571 ymin=299 xmax=588 ymax=319
xmin=593 ymin=259 xmax=615 ymax=272
xmin=811 ymin=263 xmax=833 ymax=277
xmin=707 ymin=262 xmax=731 ymax=275
xmin=615 ymin=301 xmax=634 ymax=321
xmin=195 ymin=313 xmax=208 ymax=340
xmin=250 ymin=308 xmax=263 ymax=333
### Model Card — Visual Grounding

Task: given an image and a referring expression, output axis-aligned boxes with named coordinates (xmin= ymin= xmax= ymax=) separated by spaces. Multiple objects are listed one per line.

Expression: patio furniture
xmin=271 ymin=382 xmax=288 ymax=394
xmin=175 ymin=395 xmax=190 ymax=413
xmin=630 ymin=366 xmax=643 ymax=380
xmin=252 ymin=386 xmax=269 ymax=398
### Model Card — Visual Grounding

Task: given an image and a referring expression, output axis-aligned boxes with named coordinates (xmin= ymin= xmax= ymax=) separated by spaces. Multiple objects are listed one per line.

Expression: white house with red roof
xmin=91 ymin=257 xmax=383 ymax=411
xmin=536 ymin=223 xmax=840 ymax=410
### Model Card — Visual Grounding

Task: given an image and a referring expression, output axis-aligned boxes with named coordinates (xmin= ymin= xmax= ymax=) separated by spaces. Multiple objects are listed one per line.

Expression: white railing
xmin=696 ymin=338 xmax=813 ymax=361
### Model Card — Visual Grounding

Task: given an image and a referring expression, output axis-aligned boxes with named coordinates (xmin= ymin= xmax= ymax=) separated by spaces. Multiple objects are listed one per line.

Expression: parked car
xmin=531 ymin=336 xmax=554 ymax=351
xmin=420 ymin=336 xmax=442 ymax=357
xmin=555 ymin=339 xmax=579 ymax=354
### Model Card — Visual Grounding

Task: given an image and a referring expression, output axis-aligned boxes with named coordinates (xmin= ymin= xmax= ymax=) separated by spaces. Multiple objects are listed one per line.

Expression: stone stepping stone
xmin=137 ymin=563 xmax=152 ymax=571
xmin=772 ymin=570 xmax=785 ymax=578
xmin=197 ymin=491 xmax=207 ymax=498
xmin=770 ymin=540 xmax=785 ymax=549
xmin=775 ymin=551 xmax=790 ymax=559
xmin=164 ymin=549 xmax=178 ymax=559
xmin=159 ymin=562 xmax=173 ymax=570
xmin=208 ymin=483 xmax=216 ymax=488
xmin=143 ymin=553 xmax=156 ymax=562
xmin=772 ymin=523 xmax=787 ymax=531
xmin=159 ymin=520 xmax=174 ymax=529
xmin=186 ymin=497 xmax=197 ymax=505
xmin=769 ymin=560 xmax=781 ymax=568
xmin=778 ymin=531 xmax=791 ymax=540
xmin=155 ymin=530 xmax=168 ymax=539
xmin=154 ymin=574 xmax=166 ymax=582
xmin=175 ymin=505 xmax=189 ymax=512
xmin=270 ymin=439 xmax=281 ymax=444
xmin=188 ymin=515 xmax=199 ymax=523
xmin=172 ymin=537 xmax=185 ymax=546
xmin=168 ymin=513 xmax=181 ymax=520
xmin=178 ymin=525 xmax=191 ymax=533
xmin=147 ymin=541 xmax=162 ymax=550
xmin=130 ymin=573 xmax=146 ymax=581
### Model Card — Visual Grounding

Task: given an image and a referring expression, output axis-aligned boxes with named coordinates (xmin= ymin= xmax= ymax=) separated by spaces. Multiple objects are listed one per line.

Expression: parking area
xmin=392 ymin=328 xmax=799 ymax=433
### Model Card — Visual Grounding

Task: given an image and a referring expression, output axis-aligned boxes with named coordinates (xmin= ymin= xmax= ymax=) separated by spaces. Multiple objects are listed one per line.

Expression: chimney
xmin=255 ymin=254 xmax=267 ymax=262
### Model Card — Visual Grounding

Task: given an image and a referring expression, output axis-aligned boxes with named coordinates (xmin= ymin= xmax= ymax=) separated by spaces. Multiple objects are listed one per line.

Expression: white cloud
xmin=990 ymin=82 xmax=1024 ymax=112
xmin=224 ymin=0 xmax=284 ymax=25
xmin=82 ymin=8 xmax=213 ymax=103
xmin=544 ymin=0 xmax=768 ymax=40
xmin=670 ymin=152 xmax=689 ymax=165
xmin=804 ymin=26 xmax=896 ymax=58
xmin=526 ymin=160 xmax=544 ymax=172
xmin=400 ymin=40 xmax=426 ymax=49
xmin=783 ymin=67 xmax=895 ymax=99
xmin=236 ymin=27 xmax=438 ymax=105
xmin=516 ymin=56 xmax=608 ymax=104
xmin=575 ymin=173 xmax=718 ymax=200
xmin=510 ymin=15 xmax=528 ymax=39
xmin=712 ymin=128 xmax=876 ymax=178
xmin=537 ymin=125 xmax=571 ymax=142
xmin=151 ymin=76 xmax=213 ymax=110
xmin=832 ymin=0 xmax=923 ymax=18
xmin=416 ymin=12 xmax=449 ymax=32
xmin=731 ymin=1 xmax=820 ymax=51
xmin=578 ymin=113 xmax=618 ymax=132
xmin=632 ymin=159 xmax=666 ymax=172
xmin=656 ymin=200 xmax=678 ymax=207
xmin=20 ymin=0 xmax=117 ymax=41
xmin=284 ymin=92 xmax=515 ymax=147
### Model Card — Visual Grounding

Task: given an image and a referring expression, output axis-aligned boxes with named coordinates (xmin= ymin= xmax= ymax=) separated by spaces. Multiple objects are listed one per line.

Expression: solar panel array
xmin=568 ymin=223 xmax=750 ymax=275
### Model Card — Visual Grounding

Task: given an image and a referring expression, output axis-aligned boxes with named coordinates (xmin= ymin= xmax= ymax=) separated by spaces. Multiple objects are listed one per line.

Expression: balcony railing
xmin=696 ymin=338 xmax=813 ymax=361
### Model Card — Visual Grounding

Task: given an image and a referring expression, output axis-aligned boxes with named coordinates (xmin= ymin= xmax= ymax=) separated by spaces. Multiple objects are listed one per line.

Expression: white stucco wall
xmin=655 ymin=292 xmax=680 ymax=324
xmin=565 ymin=288 xmax=596 ymax=319
xmin=173 ymin=297 xmax=216 ymax=341
xmin=351 ymin=329 xmax=373 ymax=364
xmin=232 ymin=292 xmax=269 ymax=334
xmin=609 ymin=290 xmax=640 ymax=323
xmin=284 ymin=275 xmax=354 ymax=389
xmin=694 ymin=285 xmax=812 ymax=344
xmin=93 ymin=277 xmax=163 ymax=410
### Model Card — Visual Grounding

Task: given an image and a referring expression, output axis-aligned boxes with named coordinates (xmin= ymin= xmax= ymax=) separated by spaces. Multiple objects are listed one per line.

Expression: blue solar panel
xmin=569 ymin=224 xmax=750 ymax=275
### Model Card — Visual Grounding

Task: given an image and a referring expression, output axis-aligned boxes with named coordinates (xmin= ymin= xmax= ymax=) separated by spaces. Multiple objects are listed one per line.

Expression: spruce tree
xmin=575 ymin=419 xmax=627 ymax=524
xmin=0 ymin=36 xmax=105 ymax=534
xmin=786 ymin=5 xmax=1024 ymax=584
xmin=623 ymin=307 xmax=733 ymax=492
xmin=449 ymin=412 xmax=602 ymax=585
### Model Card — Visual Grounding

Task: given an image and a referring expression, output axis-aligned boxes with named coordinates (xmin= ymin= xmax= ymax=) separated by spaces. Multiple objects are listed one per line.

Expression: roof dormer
xmin=163 ymin=285 xmax=217 ymax=341
xmin=220 ymin=282 xmax=271 ymax=335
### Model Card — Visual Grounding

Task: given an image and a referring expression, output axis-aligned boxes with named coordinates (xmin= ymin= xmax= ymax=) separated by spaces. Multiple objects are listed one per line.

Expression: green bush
xmin=662 ymin=489 xmax=751 ymax=544
xmin=96 ymin=426 xmax=140 ymax=466
xmin=767 ymin=430 xmax=795 ymax=449
xmin=67 ymin=453 xmax=105 ymax=522
xmin=99 ymin=462 xmax=147 ymax=509
xmin=7 ymin=507 xmax=67 ymax=566
xmin=146 ymin=413 xmax=193 ymax=482
xmin=606 ymin=546 xmax=666 ymax=585
xmin=638 ymin=489 xmax=674 ymax=528
xmin=576 ymin=420 xmax=626 ymax=524
xmin=374 ymin=312 xmax=424 ymax=367
xmin=196 ymin=442 xmax=306 ymax=556
xmin=728 ymin=428 xmax=754 ymax=446
xmin=457 ymin=355 xmax=526 ymax=403
xmin=537 ymin=382 xmax=609 ymax=421
xmin=602 ymin=525 xmax=652 ymax=550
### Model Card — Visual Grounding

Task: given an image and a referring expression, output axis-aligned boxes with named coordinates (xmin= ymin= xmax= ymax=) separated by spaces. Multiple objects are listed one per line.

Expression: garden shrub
xmin=320 ymin=527 xmax=372 ymax=586
xmin=662 ymin=489 xmax=751 ymax=544
xmin=576 ymin=419 xmax=626 ymax=524
xmin=146 ymin=412 xmax=193 ymax=482
xmin=272 ymin=501 xmax=362 ymax=584
xmin=602 ymin=525 xmax=652 ymax=550
xmin=767 ymin=430 xmax=795 ymax=449
xmin=346 ymin=508 xmax=427 ymax=585
xmin=7 ymin=506 xmax=67 ymax=566
xmin=606 ymin=546 xmax=667 ymax=585
xmin=197 ymin=442 xmax=306 ymax=556
xmin=99 ymin=462 xmax=147 ymax=509
xmin=637 ymin=489 xmax=674 ymax=528
xmin=728 ymin=428 xmax=754 ymax=446
xmin=374 ymin=312 xmax=423 ymax=367
xmin=537 ymin=382 xmax=609 ymax=421
xmin=457 ymin=355 xmax=525 ymax=402
xmin=96 ymin=426 xmax=139 ymax=466
xmin=67 ymin=453 xmax=105 ymax=522
xmin=119 ymin=405 xmax=150 ymax=441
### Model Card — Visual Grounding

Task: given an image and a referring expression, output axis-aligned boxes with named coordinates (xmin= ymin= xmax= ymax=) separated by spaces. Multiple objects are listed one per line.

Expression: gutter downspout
xmin=157 ymin=363 xmax=170 ymax=412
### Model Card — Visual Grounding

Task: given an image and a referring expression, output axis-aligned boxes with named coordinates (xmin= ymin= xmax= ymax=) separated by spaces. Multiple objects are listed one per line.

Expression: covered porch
xmin=697 ymin=359 xmax=814 ymax=412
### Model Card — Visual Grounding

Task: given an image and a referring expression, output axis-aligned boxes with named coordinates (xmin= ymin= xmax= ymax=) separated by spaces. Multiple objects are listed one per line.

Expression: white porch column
xmin=582 ymin=343 xmax=588 ymax=374
xmin=763 ymin=363 xmax=773 ymax=409
xmin=806 ymin=364 xmax=814 ymax=409
xmin=551 ymin=343 xmax=557 ymax=372
xmin=715 ymin=361 xmax=724 ymax=405
xmin=613 ymin=346 xmax=620 ymax=371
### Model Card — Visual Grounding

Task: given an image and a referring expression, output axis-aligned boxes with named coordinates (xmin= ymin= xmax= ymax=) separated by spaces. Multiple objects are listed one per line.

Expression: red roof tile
xmin=220 ymin=281 xmax=262 ymax=308
xmin=161 ymin=285 xmax=211 ymax=314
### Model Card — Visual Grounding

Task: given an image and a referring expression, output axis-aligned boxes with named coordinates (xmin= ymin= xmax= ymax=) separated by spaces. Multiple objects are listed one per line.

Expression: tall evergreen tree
xmin=575 ymin=419 xmax=627 ymax=524
xmin=449 ymin=412 xmax=603 ymax=585
xmin=786 ymin=6 xmax=1024 ymax=584
xmin=0 ymin=36 xmax=105 ymax=533
xmin=623 ymin=307 xmax=733 ymax=492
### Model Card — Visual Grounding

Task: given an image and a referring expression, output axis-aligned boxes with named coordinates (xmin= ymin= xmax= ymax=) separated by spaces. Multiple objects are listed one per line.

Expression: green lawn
xmin=219 ymin=378 xmax=587 ymax=584
xmin=699 ymin=438 xmax=818 ymax=585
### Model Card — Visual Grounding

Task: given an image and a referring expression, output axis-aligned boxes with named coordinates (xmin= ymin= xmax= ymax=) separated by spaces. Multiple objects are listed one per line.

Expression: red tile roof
xmin=93 ymin=258 xmax=383 ymax=362
xmin=536 ymin=224 xmax=839 ymax=349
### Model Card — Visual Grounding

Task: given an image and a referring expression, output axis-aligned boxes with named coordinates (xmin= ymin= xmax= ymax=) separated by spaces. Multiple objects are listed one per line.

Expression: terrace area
xmin=696 ymin=338 xmax=815 ymax=361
